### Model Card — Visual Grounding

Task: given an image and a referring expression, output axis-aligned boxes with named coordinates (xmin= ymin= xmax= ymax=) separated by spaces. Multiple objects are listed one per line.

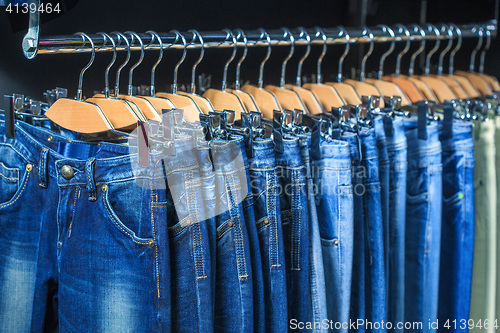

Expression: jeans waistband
xmin=404 ymin=119 xmax=441 ymax=155
xmin=359 ymin=128 xmax=379 ymax=160
xmin=384 ymin=117 xmax=407 ymax=151
xmin=341 ymin=132 xmax=361 ymax=164
xmin=315 ymin=138 xmax=351 ymax=170
xmin=249 ymin=138 xmax=276 ymax=169
xmin=276 ymin=136 xmax=304 ymax=168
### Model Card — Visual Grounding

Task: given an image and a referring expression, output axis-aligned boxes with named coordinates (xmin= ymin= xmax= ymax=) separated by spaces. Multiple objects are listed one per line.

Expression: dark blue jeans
xmin=311 ymin=138 xmax=353 ymax=333
xmin=300 ymin=136 xmax=329 ymax=333
xmin=404 ymin=120 xmax=443 ymax=333
xmin=248 ymin=139 xmax=288 ymax=333
xmin=438 ymin=120 xmax=474 ymax=332
xmin=360 ymin=128 xmax=387 ymax=333
xmin=237 ymin=139 xmax=266 ymax=333
xmin=276 ymin=137 xmax=310 ymax=328
xmin=211 ymin=138 xmax=254 ymax=333
xmin=383 ymin=117 xmax=408 ymax=332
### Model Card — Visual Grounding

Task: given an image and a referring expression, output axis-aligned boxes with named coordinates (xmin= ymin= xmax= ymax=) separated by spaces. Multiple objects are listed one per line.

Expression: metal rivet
xmin=228 ymin=221 xmax=233 ymax=227
xmin=26 ymin=164 xmax=33 ymax=172
xmin=334 ymin=240 xmax=340 ymax=246
xmin=60 ymin=165 xmax=75 ymax=180
xmin=147 ymin=240 xmax=155 ymax=247
xmin=47 ymin=135 xmax=53 ymax=142
xmin=58 ymin=241 xmax=62 ymax=246
xmin=102 ymin=184 xmax=108 ymax=192
xmin=264 ymin=218 xmax=269 ymax=224
xmin=185 ymin=219 xmax=191 ymax=225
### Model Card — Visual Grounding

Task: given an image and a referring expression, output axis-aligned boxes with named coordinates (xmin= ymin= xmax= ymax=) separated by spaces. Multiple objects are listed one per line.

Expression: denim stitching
xmin=0 ymin=168 xmax=30 ymax=209
xmin=291 ymin=169 xmax=301 ymax=271
xmin=337 ymin=169 xmax=344 ymax=278
xmin=227 ymin=173 xmax=248 ymax=279
xmin=67 ymin=187 xmax=80 ymax=238
xmin=186 ymin=169 xmax=206 ymax=279
xmin=150 ymin=181 xmax=161 ymax=299
xmin=0 ymin=172 xmax=18 ymax=181
xmin=102 ymin=189 xmax=150 ymax=245
xmin=269 ymin=169 xmax=280 ymax=268
xmin=39 ymin=148 xmax=48 ymax=188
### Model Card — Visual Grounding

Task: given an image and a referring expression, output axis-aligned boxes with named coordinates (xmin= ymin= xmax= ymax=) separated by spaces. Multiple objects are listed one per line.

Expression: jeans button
xmin=61 ymin=165 xmax=75 ymax=180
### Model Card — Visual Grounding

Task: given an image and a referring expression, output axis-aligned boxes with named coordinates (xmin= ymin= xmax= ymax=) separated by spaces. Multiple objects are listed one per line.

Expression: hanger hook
xmin=437 ymin=24 xmax=453 ymax=76
xmin=409 ymin=24 xmax=425 ymax=76
xmin=234 ymin=29 xmax=248 ymax=90
xmin=424 ymin=24 xmax=440 ymax=76
xmin=111 ymin=32 xmax=130 ymax=97
xmin=221 ymin=29 xmax=237 ymax=92
xmin=124 ymin=31 xmax=144 ymax=95
xmin=377 ymin=25 xmax=395 ymax=80
xmin=145 ymin=31 xmax=163 ymax=96
xmin=296 ymin=27 xmax=311 ymax=86
xmin=98 ymin=32 xmax=116 ymax=98
xmin=449 ymin=24 xmax=462 ymax=74
xmin=394 ymin=24 xmax=410 ymax=77
xmin=314 ymin=26 xmax=327 ymax=84
xmin=258 ymin=29 xmax=272 ymax=89
xmin=470 ymin=26 xmax=484 ymax=72
xmin=279 ymin=27 xmax=295 ymax=87
xmin=479 ymin=26 xmax=490 ymax=73
xmin=187 ymin=30 xmax=204 ymax=94
xmin=360 ymin=26 xmax=374 ymax=82
xmin=74 ymin=32 xmax=95 ymax=101
xmin=170 ymin=30 xmax=187 ymax=94
xmin=337 ymin=26 xmax=350 ymax=83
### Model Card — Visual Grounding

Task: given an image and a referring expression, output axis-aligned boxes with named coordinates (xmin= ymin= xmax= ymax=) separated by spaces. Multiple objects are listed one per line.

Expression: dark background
xmin=0 ymin=0 xmax=498 ymax=110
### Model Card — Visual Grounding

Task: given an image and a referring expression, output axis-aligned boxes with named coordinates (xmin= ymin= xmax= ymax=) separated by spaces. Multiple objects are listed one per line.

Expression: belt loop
xmin=39 ymin=148 xmax=49 ymax=188
xmin=86 ymin=157 xmax=97 ymax=201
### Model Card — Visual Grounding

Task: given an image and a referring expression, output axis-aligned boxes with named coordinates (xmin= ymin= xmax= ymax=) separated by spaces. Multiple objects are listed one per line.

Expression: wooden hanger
xmin=176 ymin=29 xmax=215 ymax=114
xmin=45 ymin=33 xmax=137 ymax=134
xmin=241 ymin=28 xmax=282 ymax=119
xmin=202 ymin=29 xmax=247 ymax=120
xmin=264 ymin=28 xmax=308 ymax=112
xmin=85 ymin=32 xmax=145 ymax=130
xmin=154 ymin=30 xmax=202 ymax=123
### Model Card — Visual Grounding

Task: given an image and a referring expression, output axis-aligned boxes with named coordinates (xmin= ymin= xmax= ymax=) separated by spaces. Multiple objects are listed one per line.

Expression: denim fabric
xmin=248 ymin=139 xmax=288 ymax=333
xmin=0 ymin=121 xmax=49 ymax=333
xmin=311 ymin=138 xmax=353 ymax=333
xmin=236 ymin=139 xmax=266 ymax=333
xmin=275 ymin=137 xmax=310 ymax=327
xmin=383 ymin=117 xmax=407 ymax=332
xmin=211 ymin=138 xmax=254 ymax=333
xmin=359 ymin=128 xmax=387 ymax=333
xmin=299 ymin=136 xmax=329 ymax=333
xmin=374 ymin=117 xmax=390 ymax=306
xmin=340 ymin=132 xmax=366 ymax=333
xmin=470 ymin=119 xmax=496 ymax=333
xmin=404 ymin=119 xmax=443 ymax=333
xmin=438 ymin=120 xmax=475 ymax=332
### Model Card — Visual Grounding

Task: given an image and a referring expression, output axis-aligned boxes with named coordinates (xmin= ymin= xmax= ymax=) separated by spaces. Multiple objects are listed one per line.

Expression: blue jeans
xmin=383 ymin=117 xmax=408 ymax=332
xmin=374 ymin=117 xmax=390 ymax=306
xmin=438 ymin=120 xmax=475 ymax=332
xmin=340 ymin=132 xmax=366 ymax=333
xmin=276 ymin=137 xmax=310 ymax=327
xmin=248 ymin=139 xmax=288 ymax=333
xmin=211 ymin=138 xmax=254 ymax=333
xmin=300 ymin=136 xmax=329 ymax=333
xmin=360 ymin=128 xmax=387 ymax=333
xmin=404 ymin=120 xmax=443 ymax=333
xmin=311 ymin=138 xmax=353 ymax=333
xmin=237 ymin=139 xmax=266 ymax=333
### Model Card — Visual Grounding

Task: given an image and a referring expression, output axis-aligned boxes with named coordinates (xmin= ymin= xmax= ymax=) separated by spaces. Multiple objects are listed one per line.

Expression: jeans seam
xmin=291 ymin=170 xmax=301 ymax=271
xmin=186 ymin=169 xmax=206 ymax=279
xmin=0 ymin=171 xmax=18 ymax=181
xmin=268 ymin=170 xmax=280 ymax=268
xmin=337 ymin=169 xmax=343 ymax=279
xmin=227 ymin=173 xmax=248 ymax=279
xmin=67 ymin=187 xmax=80 ymax=238
xmin=151 ymin=182 xmax=161 ymax=299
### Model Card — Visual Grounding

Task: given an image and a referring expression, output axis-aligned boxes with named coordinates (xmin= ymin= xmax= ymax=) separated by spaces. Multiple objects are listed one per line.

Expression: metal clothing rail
xmin=21 ymin=0 xmax=497 ymax=59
